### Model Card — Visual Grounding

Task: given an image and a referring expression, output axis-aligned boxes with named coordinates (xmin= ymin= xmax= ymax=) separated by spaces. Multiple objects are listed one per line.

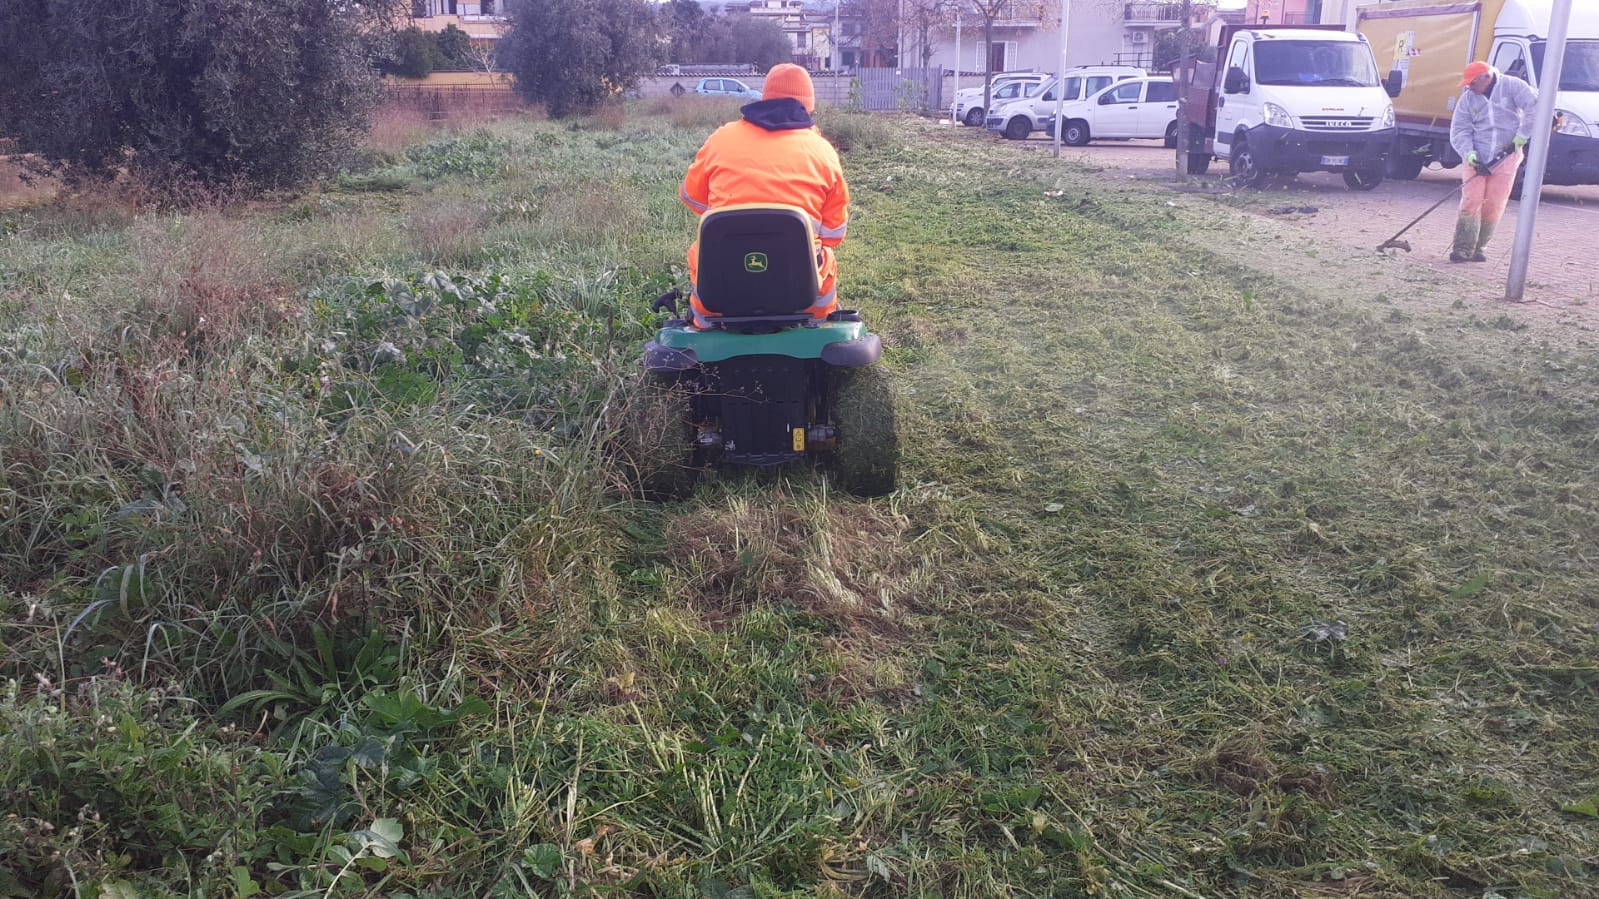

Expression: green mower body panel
xmin=650 ymin=320 xmax=869 ymax=363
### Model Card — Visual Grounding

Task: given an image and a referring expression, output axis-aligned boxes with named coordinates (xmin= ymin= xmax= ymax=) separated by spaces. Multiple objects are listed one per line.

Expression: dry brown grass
xmin=365 ymin=105 xmax=434 ymax=160
xmin=126 ymin=208 xmax=297 ymax=359
xmin=407 ymin=199 xmax=491 ymax=267
xmin=535 ymin=180 xmax=644 ymax=246
xmin=0 ymin=156 xmax=55 ymax=210
xmin=663 ymin=492 xmax=919 ymax=629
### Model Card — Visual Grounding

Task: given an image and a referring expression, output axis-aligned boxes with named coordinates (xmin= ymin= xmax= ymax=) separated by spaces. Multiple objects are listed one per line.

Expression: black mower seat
xmin=695 ymin=204 xmax=821 ymax=321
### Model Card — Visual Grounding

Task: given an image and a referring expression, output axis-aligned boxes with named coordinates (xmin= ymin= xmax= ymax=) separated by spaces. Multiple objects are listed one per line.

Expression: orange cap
xmin=763 ymin=63 xmax=816 ymax=112
xmin=1460 ymin=61 xmax=1492 ymax=86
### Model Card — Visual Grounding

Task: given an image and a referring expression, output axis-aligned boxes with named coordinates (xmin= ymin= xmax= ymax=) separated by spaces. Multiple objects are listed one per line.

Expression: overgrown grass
xmin=2 ymin=105 xmax=1596 ymax=898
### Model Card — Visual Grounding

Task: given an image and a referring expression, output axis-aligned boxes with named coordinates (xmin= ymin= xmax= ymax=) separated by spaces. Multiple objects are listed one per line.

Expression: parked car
xmin=952 ymin=72 xmax=1051 ymax=126
xmin=985 ymin=66 xmax=1145 ymax=139
xmin=1042 ymin=76 xmax=1181 ymax=147
xmin=695 ymin=77 xmax=762 ymax=100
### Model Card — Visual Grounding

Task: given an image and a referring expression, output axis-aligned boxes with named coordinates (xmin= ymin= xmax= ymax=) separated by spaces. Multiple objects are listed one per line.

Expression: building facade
xmin=1241 ymin=0 xmax=1328 ymax=25
xmin=405 ymin=0 xmax=508 ymax=43
xmin=918 ymin=1 xmax=1216 ymax=76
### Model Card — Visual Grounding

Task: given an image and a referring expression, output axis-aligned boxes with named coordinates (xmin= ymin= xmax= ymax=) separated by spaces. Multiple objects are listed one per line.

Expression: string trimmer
xmin=1376 ymin=145 xmax=1513 ymax=254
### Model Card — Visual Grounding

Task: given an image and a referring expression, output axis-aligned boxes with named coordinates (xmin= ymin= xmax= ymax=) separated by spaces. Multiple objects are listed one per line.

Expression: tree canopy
xmin=498 ymin=0 xmax=660 ymax=117
xmin=0 ymin=0 xmax=398 ymax=192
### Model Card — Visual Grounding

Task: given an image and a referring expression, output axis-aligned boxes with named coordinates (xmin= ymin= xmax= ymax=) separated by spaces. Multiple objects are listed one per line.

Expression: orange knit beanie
xmin=763 ymin=63 xmax=815 ymax=112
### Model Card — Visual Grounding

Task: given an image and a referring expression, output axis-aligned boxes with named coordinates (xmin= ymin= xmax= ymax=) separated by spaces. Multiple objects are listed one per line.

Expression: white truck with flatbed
xmin=1181 ymin=25 xmax=1400 ymax=189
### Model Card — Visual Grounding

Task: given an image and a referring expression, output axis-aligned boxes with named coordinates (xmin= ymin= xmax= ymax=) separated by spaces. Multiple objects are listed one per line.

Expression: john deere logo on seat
xmin=743 ymin=252 xmax=769 ymax=273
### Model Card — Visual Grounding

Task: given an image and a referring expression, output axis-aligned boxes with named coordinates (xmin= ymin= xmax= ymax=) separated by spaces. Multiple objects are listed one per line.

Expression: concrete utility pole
xmin=1174 ymin=0 xmax=1195 ymax=179
xmin=952 ymin=7 xmax=962 ymax=121
xmin=898 ymin=0 xmax=905 ymax=69
xmin=833 ymin=0 xmax=841 ymax=69
xmin=1506 ymin=0 xmax=1573 ymax=302
xmin=1051 ymin=0 xmax=1071 ymax=157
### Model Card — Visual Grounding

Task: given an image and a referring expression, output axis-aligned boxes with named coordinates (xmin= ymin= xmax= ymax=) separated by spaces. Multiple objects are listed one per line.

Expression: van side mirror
xmin=1384 ymin=69 xmax=1403 ymax=98
xmin=1098 ymin=92 xmax=1115 ymax=105
xmin=1223 ymin=66 xmax=1250 ymax=95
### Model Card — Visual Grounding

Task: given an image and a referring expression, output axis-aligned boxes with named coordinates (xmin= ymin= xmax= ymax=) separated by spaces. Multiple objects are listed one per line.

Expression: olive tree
xmin=0 ymin=0 xmax=400 ymax=192
xmin=498 ymin=0 xmax=660 ymax=117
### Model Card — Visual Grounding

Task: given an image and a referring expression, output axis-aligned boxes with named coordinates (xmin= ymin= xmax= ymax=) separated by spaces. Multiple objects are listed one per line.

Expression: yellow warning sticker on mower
xmin=792 ymin=428 xmax=806 ymax=451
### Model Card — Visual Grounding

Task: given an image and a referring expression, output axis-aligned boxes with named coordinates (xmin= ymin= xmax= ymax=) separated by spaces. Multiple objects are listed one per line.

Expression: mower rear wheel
xmin=831 ymin=365 xmax=898 ymax=497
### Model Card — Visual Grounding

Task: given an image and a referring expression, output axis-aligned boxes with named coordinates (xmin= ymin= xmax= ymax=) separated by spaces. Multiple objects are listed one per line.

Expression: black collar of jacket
xmin=741 ymin=98 xmax=815 ymax=131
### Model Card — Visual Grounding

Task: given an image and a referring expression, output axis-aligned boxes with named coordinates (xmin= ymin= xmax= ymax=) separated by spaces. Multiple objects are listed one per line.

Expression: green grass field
xmin=2 ymin=101 xmax=1596 ymax=898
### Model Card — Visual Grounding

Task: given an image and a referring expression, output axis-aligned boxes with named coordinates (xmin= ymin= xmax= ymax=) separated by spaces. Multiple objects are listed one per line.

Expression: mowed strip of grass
xmin=803 ymin=131 xmax=1598 ymax=895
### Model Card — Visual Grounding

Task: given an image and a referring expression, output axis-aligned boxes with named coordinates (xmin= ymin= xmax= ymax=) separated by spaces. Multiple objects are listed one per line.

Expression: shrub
xmin=498 ymin=0 xmax=661 ymax=118
xmin=0 ymin=0 xmax=401 ymax=193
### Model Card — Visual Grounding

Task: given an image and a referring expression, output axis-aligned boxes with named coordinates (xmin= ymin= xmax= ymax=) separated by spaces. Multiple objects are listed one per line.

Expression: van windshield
xmin=1529 ymin=41 xmax=1599 ymax=92
xmin=1253 ymin=41 xmax=1379 ymax=87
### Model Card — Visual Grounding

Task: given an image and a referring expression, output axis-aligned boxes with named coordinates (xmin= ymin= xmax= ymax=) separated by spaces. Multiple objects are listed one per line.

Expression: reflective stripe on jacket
xmin=1450 ymin=70 xmax=1539 ymax=163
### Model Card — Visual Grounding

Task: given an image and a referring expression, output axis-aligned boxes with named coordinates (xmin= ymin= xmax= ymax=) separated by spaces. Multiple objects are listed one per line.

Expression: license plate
xmin=1321 ymin=154 xmax=1350 ymax=166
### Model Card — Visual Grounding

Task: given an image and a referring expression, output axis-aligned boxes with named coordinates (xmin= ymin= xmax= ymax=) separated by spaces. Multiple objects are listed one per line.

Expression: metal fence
xmin=383 ymin=84 xmax=523 ymax=116
xmin=856 ymin=67 xmax=945 ymax=113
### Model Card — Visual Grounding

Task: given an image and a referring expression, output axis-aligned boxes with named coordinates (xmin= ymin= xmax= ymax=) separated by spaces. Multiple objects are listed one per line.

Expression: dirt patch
xmin=995 ymin=134 xmax=1599 ymax=349
xmin=0 ymin=156 xmax=55 ymax=210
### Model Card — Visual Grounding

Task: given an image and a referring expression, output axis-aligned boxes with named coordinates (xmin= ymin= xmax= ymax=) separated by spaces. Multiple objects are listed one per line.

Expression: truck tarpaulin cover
xmin=1358 ymin=1 xmax=1484 ymax=128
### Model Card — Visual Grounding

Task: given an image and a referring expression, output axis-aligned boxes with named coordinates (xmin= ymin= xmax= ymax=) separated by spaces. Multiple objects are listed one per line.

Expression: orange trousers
xmin=1453 ymin=149 xmax=1522 ymax=259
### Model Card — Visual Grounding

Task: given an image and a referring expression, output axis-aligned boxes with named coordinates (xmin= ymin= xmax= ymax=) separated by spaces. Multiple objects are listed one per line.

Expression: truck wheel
xmin=1164 ymin=122 xmax=1178 ymax=149
xmin=1004 ymin=117 xmax=1031 ymax=140
xmin=964 ymin=107 xmax=984 ymax=127
xmin=1387 ymin=155 xmax=1424 ymax=180
xmin=1229 ymin=139 xmax=1266 ymax=188
xmin=1062 ymin=120 xmax=1091 ymax=147
xmin=831 ymin=365 xmax=897 ymax=497
xmin=1343 ymin=166 xmax=1384 ymax=191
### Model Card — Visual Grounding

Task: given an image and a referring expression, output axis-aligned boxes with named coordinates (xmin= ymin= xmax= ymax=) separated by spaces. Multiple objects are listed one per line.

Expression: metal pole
xmin=1051 ymin=0 xmax=1071 ymax=157
xmin=897 ymin=0 xmax=904 ymax=70
xmin=1505 ymin=0 xmax=1572 ymax=302
xmin=952 ymin=9 xmax=962 ymax=122
xmin=833 ymin=0 xmax=840 ymax=70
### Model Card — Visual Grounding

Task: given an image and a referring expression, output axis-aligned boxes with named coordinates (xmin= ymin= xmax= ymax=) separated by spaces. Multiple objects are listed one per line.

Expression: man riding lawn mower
xmin=630 ymin=65 xmax=898 ymax=498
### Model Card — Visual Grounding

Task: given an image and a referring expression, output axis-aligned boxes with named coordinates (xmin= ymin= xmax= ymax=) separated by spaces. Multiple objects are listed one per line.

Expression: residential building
xmin=740 ymin=0 xmax=839 ymax=69
xmin=405 ymin=0 xmax=508 ymax=44
xmin=1241 ymin=0 xmax=1328 ymax=25
xmin=920 ymin=1 xmax=1216 ymax=76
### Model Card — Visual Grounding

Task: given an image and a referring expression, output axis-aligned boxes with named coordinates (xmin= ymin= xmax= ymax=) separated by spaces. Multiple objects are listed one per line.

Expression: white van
xmin=1042 ymin=76 xmax=1182 ymax=147
xmin=986 ymin=66 xmax=1145 ymax=139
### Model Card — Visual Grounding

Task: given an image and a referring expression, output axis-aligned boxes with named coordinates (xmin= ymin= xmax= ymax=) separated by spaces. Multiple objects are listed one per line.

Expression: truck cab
xmin=1467 ymin=3 xmax=1599 ymax=185
xmin=1184 ymin=26 xmax=1398 ymax=189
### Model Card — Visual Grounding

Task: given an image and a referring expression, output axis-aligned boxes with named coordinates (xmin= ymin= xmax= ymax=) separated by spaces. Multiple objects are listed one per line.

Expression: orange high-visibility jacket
xmin=679 ymin=99 xmax=850 ymax=320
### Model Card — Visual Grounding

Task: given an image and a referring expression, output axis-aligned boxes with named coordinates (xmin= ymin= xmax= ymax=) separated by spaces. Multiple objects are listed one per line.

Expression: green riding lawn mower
xmin=629 ymin=204 xmax=897 ymax=498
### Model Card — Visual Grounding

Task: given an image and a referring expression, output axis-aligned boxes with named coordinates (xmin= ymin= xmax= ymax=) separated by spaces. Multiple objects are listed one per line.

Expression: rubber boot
xmin=1450 ymin=215 xmax=1480 ymax=263
xmin=1470 ymin=221 xmax=1495 ymax=262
